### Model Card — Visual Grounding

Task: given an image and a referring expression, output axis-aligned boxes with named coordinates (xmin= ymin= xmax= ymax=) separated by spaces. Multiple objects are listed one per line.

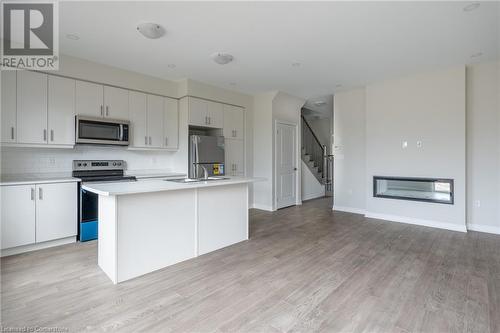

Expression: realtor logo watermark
xmin=1 ymin=1 xmax=59 ymax=70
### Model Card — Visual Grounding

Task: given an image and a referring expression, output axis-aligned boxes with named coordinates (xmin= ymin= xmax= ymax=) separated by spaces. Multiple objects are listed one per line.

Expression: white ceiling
xmin=303 ymin=95 xmax=334 ymax=120
xmin=59 ymin=1 xmax=499 ymax=99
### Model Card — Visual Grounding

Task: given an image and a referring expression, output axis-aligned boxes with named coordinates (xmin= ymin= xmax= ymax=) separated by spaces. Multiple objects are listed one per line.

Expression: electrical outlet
xmin=49 ymin=157 xmax=56 ymax=166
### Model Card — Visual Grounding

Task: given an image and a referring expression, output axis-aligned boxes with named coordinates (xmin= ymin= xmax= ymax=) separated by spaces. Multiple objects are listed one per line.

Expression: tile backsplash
xmin=0 ymin=146 xmax=180 ymax=175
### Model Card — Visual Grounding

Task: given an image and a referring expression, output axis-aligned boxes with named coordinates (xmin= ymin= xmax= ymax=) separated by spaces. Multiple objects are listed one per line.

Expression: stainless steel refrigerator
xmin=189 ymin=135 xmax=225 ymax=178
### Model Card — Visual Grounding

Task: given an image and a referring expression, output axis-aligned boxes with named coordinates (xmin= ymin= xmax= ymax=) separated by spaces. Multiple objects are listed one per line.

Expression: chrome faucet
xmin=197 ymin=165 xmax=209 ymax=180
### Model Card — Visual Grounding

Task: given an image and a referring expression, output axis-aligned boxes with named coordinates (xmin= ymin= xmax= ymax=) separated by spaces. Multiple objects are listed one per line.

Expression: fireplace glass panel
xmin=373 ymin=177 xmax=453 ymax=204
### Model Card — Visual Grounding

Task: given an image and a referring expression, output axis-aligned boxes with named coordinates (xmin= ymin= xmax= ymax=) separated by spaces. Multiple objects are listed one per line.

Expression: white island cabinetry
xmin=83 ymin=178 xmax=257 ymax=284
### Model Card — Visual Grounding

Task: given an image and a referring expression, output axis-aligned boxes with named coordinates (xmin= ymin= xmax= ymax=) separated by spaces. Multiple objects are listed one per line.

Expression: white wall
xmin=252 ymin=92 xmax=276 ymax=210
xmin=306 ymin=118 xmax=332 ymax=150
xmin=333 ymin=88 xmax=366 ymax=214
xmin=301 ymin=161 xmax=325 ymax=201
xmin=365 ymin=66 xmax=466 ymax=231
xmin=252 ymin=91 xmax=304 ymax=210
xmin=466 ymin=61 xmax=500 ymax=233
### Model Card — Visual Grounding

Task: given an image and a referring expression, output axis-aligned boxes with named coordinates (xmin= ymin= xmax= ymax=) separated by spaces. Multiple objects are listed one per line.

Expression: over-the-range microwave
xmin=75 ymin=115 xmax=130 ymax=146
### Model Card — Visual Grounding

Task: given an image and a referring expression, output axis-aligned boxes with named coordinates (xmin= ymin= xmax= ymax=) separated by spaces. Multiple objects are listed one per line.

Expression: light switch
xmin=402 ymin=141 xmax=408 ymax=149
xmin=416 ymin=140 xmax=423 ymax=148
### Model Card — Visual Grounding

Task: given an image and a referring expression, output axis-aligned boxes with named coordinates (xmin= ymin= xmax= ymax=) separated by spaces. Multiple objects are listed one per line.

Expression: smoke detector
xmin=137 ymin=23 xmax=165 ymax=39
xmin=211 ymin=53 xmax=234 ymax=65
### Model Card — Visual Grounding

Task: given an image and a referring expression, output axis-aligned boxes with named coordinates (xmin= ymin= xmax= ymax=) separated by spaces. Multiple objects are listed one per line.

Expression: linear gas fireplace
xmin=373 ymin=176 xmax=454 ymax=204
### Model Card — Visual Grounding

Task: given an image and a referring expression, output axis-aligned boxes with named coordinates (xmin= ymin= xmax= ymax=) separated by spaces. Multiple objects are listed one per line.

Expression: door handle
xmin=100 ymin=105 xmax=104 ymax=117
xmin=50 ymin=129 xmax=54 ymax=141
xmin=38 ymin=187 xmax=43 ymax=200
xmin=11 ymin=127 xmax=14 ymax=140
xmin=31 ymin=188 xmax=35 ymax=201
xmin=106 ymin=106 xmax=109 ymax=117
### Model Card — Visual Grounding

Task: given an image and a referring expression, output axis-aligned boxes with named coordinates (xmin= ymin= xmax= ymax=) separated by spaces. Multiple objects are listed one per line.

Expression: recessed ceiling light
xmin=314 ymin=101 xmax=326 ymax=106
xmin=137 ymin=22 xmax=165 ymax=39
xmin=463 ymin=2 xmax=480 ymax=12
xmin=66 ymin=34 xmax=80 ymax=40
xmin=291 ymin=62 xmax=301 ymax=67
xmin=167 ymin=64 xmax=176 ymax=69
xmin=471 ymin=52 xmax=483 ymax=58
xmin=211 ymin=53 xmax=234 ymax=65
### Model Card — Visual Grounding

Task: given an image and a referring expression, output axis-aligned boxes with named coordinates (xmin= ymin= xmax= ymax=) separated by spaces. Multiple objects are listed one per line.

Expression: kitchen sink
xmin=165 ymin=177 xmax=229 ymax=183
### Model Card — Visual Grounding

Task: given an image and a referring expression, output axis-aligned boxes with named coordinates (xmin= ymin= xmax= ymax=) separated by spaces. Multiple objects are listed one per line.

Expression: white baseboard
xmin=467 ymin=223 xmax=500 ymax=235
xmin=365 ymin=212 xmax=467 ymax=233
xmin=302 ymin=192 xmax=325 ymax=201
xmin=250 ymin=203 xmax=274 ymax=211
xmin=332 ymin=205 xmax=366 ymax=215
xmin=1 ymin=236 xmax=76 ymax=257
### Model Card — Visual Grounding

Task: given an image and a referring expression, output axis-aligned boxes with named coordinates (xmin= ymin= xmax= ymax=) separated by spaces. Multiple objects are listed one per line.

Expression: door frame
xmin=274 ymin=119 xmax=301 ymax=210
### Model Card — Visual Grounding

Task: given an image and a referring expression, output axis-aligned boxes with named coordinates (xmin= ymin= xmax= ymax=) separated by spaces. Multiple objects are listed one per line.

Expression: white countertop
xmin=125 ymin=169 xmax=186 ymax=179
xmin=0 ymin=172 xmax=80 ymax=186
xmin=82 ymin=177 xmax=262 ymax=196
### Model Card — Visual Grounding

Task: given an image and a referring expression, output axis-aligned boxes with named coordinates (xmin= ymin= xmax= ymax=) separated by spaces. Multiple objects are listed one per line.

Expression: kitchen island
xmin=82 ymin=177 xmax=259 ymax=284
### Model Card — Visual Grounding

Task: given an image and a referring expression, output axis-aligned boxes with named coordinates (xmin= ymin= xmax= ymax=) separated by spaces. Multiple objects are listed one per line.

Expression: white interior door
xmin=276 ymin=122 xmax=297 ymax=209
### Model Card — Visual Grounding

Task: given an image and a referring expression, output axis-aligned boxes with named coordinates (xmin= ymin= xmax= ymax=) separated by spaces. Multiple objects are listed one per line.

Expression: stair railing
xmin=301 ymin=115 xmax=326 ymax=178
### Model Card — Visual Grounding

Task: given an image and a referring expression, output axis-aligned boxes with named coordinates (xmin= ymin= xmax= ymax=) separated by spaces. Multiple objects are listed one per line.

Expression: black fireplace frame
xmin=373 ymin=176 xmax=454 ymax=205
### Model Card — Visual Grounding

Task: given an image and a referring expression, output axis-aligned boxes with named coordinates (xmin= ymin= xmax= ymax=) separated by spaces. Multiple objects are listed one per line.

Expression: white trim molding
xmin=302 ymin=192 xmax=325 ymax=201
xmin=467 ymin=223 xmax=500 ymax=235
xmin=1 ymin=236 xmax=76 ymax=257
xmin=365 ymin=212 xmax=467 ymax=233
xmin=332 ymin=205 xmax=366 ymax=215
xmin=250 ymin=203 xmax=275 ymax=212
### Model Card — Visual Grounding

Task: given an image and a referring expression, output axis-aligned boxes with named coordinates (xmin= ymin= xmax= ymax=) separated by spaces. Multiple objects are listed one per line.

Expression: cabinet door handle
xmin=145 ymin=136 xmax=148 ymax=145
xmin=149 ymin=136 xmax=152 ymax=145
xmin=38 ymin=187 xmax=43 ymax=200
xmin=209 ymin=117 xmax=211 ymax=125
xmin=165 ymin=137 xmax=168 ymax=146
xmin=43 ymin=129 xmax=47 ymax=141
xmin=106 ymin=106 xmax=109 ymax=117
xmin=11 ymin=127 xmax=14 ymax=140
xmin=31 ymin=188 xmax=35 ymax=201
xmin=50 ymin=129 xmax=54 ymax=141
xmin=100 ymin=105 xmax=104 ymax=117
xmin=205 ymin=116 xmax=208 ymax=125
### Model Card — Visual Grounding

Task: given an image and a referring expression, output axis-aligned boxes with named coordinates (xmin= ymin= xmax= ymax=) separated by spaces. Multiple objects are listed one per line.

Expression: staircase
xmin=301 ymin=115 xmax=333 ymax=195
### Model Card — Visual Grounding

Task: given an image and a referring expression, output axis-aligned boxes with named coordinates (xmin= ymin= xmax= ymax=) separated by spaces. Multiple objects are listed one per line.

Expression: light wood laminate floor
xmin=2 ymin=198 xmax=500 ymax=332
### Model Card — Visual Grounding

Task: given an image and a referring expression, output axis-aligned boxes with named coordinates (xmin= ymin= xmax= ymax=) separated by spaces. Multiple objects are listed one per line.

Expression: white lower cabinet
xmin=36 ymin=183 xmax=77 ymax=243
xmin=225 ymin=139 xmax=245 ymax=176
xmin=1 ymin=182 xmax=77 ymax=250
xmin=1 ymin=185 xmax=36 ymax=249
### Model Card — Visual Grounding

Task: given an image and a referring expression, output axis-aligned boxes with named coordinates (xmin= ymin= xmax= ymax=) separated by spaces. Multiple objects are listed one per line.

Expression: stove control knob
xmin=113 ymin=162 xmax=117 ymax=166
xmin=77 ymin=163 xmax=81 ymax=167
xmin=117 ymin=162 xmax=122 ymax=166
xmin=83 ymin=163 xmax=87 ymax=167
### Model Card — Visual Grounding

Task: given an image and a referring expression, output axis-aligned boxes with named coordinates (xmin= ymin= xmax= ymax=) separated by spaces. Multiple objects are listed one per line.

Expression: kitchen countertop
xmin=0 ymin=172 xmax=80 ymax=186
xmin=125 ymin=169 xmax=186 ymax=179
xmin=82 ymin=177 xmax=262 ymax=196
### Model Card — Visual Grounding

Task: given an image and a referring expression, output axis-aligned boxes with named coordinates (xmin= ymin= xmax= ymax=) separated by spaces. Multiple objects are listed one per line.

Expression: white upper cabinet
xmin=188 ymin=97 xmax=223 ymax=129
xmin=1 ymin=185 xmax=36 ymax=249
xmin=35 ymin=182 xmax=77 ymax=243
xmin=188 ymin=97 xmax=209 ymax=127
xmin=48 ymin=76 xmax=75 ymax=145
xmin=1 ymin=71 xmax=16 ymax=143
xmin=223 ymin=105 xmax=244 ymax=140
xmin=75 ymin=81 xmax=103 ymax=118
xmin=146 ymin=94 xmax=164 ymax=148
xmin=17 ymin=71 xmax=48 ymax=144
xmin=104 ymin=86 xmax=129 ymax=120
xmin=225 ymin=139 xmax=245 ymax=176
xmin=129 ymin=91 xmax=148 ymax=148
xmin=163 ymin=97 xmax=179 ymax=149
xmin=207 ymin=101 xmax=223 ymax=128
